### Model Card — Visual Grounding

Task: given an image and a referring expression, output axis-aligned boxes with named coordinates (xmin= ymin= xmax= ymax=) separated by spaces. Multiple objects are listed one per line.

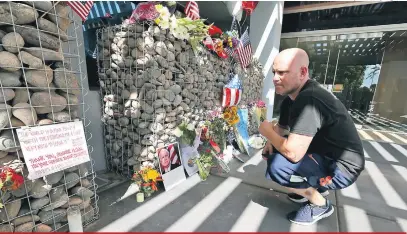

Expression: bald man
xmin=259 ymin=48 xmax=364 ymax=225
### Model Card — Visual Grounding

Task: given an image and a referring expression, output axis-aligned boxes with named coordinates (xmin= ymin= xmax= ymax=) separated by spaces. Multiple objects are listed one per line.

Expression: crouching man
xmin=259 ymin=48 xmax=365 ymax=225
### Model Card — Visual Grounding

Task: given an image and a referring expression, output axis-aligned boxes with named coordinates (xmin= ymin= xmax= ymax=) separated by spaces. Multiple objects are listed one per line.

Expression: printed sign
xmin=16 ymin=121 xmax=90 ymax=180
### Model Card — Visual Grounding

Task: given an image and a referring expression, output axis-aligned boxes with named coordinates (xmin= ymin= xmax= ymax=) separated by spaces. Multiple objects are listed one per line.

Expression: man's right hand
xmin=262 ymin=141 xmax=273 ymax=160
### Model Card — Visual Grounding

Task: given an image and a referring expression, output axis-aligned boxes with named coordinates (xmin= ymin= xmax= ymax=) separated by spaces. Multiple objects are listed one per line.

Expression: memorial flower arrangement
xmin=193 ymin=147 xmax=214 ymax=181
xmin=0 ymin=167 xmax=24 ymax=208
xmin=173 ymin=122 xmax=197 ymax=147
xmin=132 ymin=166 xmax=162 ymax=197
xmin=130 ymin=1 xmax=246 ymax=60
xmin=153 ymin=3 xmax=210 ymax=53
xmin=223 ymin=106 xmax=240 ymax=126
xmin=250 ymin=100 xmax=267 ymax=128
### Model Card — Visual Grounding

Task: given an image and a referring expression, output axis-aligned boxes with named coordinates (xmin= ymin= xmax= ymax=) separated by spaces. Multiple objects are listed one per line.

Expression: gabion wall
xmin=0 ymin=1 xmax=98 ymax=232
xmin=97 ymin=21 xmax=264 ymax=177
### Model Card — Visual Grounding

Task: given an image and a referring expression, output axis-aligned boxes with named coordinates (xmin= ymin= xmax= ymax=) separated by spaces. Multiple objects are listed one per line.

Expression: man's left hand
xmin=259 ymin=120 xmax=273 ymax=137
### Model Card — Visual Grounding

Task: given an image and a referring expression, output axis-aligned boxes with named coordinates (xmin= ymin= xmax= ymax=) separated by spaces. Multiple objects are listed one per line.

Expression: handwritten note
xmin=16 ymin=121 xmax=90 ymax=180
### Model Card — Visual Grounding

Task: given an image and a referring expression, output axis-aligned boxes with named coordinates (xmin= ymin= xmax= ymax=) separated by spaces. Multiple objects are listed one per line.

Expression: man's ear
xmin=300 ymin=66 xmax=308 ymax=78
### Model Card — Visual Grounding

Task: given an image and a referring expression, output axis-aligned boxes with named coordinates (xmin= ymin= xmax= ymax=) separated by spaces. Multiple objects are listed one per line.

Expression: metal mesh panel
xmin=0 ymin=2 xmax=98 ymax=232
xmin=97 ymin=20 xmax=265 ymax=177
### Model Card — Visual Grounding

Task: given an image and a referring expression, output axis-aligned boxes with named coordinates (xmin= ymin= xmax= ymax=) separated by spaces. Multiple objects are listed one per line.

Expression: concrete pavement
xmin=85 ymin=140 xmax=407 ymax=232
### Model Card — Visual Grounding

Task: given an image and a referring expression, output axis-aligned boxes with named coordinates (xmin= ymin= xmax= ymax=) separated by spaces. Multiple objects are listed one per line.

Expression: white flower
xmin=173 ymin=127 xmax=183 ymax=137
xmin=169 ymin=15 xmax=178 ymax=29
xmin=158 ymin=19 xmax=170 ymax=29
xmin=157 ymin=5 xmax=170 ymax=20
xmin=187 ymin=123 xmax=195 ymax=131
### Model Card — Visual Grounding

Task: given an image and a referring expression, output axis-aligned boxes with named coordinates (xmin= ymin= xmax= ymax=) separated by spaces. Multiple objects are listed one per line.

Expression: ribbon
xmin=209 ymin=139 xmax=221 ymax=153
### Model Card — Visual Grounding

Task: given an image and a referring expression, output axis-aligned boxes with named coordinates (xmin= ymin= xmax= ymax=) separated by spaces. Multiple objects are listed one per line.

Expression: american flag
xmin=222 ymin=74 xmax=242 ymax=107
xmin=185 ymin=1 xmax=200 ymax=20
xmin=67 ymin=1 xmax=94 ymax=21
xmin=236 ymin=28 xmax=252 ymax=68
xmin=225 ymin=16 xmax=239 ymax=58
xmin=168 ymin=144 xmax=180 ymax=165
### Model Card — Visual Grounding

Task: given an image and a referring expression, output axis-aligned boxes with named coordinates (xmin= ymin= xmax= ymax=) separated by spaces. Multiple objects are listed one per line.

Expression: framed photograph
xmin=156 ymin=142 xmax=186 ymax=191
xmin=157 ymin=143 xmax=182 ymax=175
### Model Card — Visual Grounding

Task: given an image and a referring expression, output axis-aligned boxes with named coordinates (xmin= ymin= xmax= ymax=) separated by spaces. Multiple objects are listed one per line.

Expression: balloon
xmin=242 ymin=1 xmax=258 ymax=15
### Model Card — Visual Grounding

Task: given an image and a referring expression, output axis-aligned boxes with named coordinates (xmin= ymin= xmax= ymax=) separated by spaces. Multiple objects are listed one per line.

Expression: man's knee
xmin=267 ymin=153 xmax=296 ymax=186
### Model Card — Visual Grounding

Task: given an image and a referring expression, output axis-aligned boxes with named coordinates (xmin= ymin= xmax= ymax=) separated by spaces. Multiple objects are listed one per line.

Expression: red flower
xmin=0 ymin=167 xmax=24 ymax=191
xmin=208 ymin=25 xmax=223 ymax=38
xmin=11 ymin=173 xmax=24 ymax=188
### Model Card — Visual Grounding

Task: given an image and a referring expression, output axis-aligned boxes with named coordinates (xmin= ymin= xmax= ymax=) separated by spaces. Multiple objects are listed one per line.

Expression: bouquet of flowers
xmin=193 ymin=147 xmax=214 ymax=181
xmin=0 ymin=167 xmax=24 ymax=208
xmin=250 ymin=100 xmax=267 ymax=127
xmin=173 ymin=122 xmax=197 ymax=147
xmin=153 ymin=3 xmax=210 ymax=54
xmin=132 ymin=166 xmax=162 ymax=197
xmin=223 ymin=106 xmax=240 ymax=126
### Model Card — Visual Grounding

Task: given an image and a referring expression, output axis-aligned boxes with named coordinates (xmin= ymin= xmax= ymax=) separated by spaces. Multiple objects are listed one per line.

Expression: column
xmin=249 ymin=1 xmax=284 ymax=120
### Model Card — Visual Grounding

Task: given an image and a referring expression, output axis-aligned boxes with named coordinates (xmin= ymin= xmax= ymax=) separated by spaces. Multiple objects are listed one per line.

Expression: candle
xmin=136 ymin=192 xmax=144 ymax=203
xmin=67 ymin=206 xmax=83 ymax=232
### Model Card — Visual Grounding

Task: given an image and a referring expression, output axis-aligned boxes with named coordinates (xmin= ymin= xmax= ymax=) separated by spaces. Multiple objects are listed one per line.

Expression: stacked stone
xmin=98 ymin=23 xmax=233 ymax=175
xmin=0 ymin=1 xmax=96 ymax=232
xmin=234 ymin=58 xmax=265 ymax=106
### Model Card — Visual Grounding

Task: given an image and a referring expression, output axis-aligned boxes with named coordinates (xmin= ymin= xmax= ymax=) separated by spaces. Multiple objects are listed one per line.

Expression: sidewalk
xmin=85 ymin=140 xmax=407 ymax=232
xmin=85 ymin=174 xmax=337 ymax=232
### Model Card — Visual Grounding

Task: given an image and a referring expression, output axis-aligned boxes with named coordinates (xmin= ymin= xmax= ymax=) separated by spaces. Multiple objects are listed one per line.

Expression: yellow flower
xmin=146 ymin=169 xmax=160 ymax=182
xmin=155 ymin=4 xmax=163 ymax=11
xmin=230 ymin=106 xmax=238 ymax=114
xmin=223 ymin=112 xmax=231 ymax=120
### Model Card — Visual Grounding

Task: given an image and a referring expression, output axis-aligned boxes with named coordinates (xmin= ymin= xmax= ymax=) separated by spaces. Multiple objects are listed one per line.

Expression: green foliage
xmin=178 ymin=122 xmax=197 ymax=146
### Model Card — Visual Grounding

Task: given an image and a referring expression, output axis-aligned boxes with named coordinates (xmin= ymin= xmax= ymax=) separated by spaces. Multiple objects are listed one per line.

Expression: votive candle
xmin=136 ymin=192 xmax=144 ymax=203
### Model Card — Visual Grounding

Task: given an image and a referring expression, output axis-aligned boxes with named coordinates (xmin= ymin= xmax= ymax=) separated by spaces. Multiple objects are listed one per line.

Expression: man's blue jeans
xmin=265 ymin=152 xmax=355 ymax=191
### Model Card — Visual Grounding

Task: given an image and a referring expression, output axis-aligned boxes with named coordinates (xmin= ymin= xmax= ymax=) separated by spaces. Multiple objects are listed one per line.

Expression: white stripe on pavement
xmin=389 ymin=133 xmax=407 ymax=144
xmin=369 ymin=142 xmax=399 ymax=162
xmin=364 ymin=149 xmax=371 ymax=158
xmin=237 ymin=151 xmax=263 ymax=173
xmin=289 ymin=222 xmax=317 ymax=232
xmin=392 ymin=164 xmax=407 ymax=183
xmin=391 ymin=143 xmax=407 ymax=158
xmin=230 ymin=200 xmax=268 ymax=232
xmin=165 ymin=177 xmax=242 ymax=232
xmin=99 ymin=174 xmax=201 ymax=232
xmin=343 ymin=205 xmax=372 ymax=232
xmin=358 ymin=130 xmax=374 ymax=141
xmin=396 ymin=218 xmax=407 ymax=232
xmin=365 ymin=161 xmax=407 ymax=210
xmin=340 ymin=183 xmax=361 ymax=200
xmin=371 ymin=131 xmax=393 ymax=143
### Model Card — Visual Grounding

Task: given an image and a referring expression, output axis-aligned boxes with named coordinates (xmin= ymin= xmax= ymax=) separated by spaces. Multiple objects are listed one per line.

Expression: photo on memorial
xmin=156 ymin=142 xmax=186 ymax=191
xmin=157 ymin=142 xmax=182 ymax=175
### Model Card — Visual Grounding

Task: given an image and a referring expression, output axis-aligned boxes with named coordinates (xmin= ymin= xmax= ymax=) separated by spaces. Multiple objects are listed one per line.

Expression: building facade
xmin=250 ymin=1 xmax=407 ymax=142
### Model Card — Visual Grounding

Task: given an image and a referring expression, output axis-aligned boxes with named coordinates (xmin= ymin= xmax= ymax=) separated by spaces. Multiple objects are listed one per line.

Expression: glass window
xmin=276 ymin=30 xmax=407 ymax=138
xmin=282 ymin=2 xmax=407 ymax=33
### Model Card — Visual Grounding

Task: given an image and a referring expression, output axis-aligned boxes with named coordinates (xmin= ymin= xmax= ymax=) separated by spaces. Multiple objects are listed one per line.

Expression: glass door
xmin=278 ymin=30 xmax=407 ymax=137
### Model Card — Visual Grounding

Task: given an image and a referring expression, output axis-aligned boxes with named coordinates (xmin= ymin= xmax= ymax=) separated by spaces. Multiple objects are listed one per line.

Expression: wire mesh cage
xmin=0 ymin=1 xmax=98 ymax=232
xmin=96 ymin=14 xmax=265 ymax=177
